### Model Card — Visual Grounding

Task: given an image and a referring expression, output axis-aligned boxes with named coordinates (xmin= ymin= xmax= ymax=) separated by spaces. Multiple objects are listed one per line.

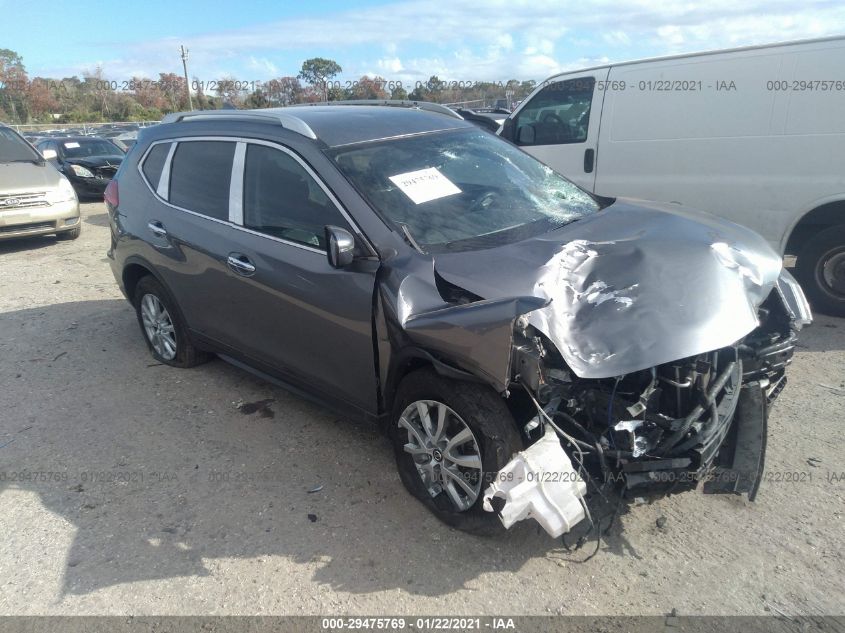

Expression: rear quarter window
xmin=168 ymin=141 xmax=235 ymax=220
xmin=141 ymin=143 xmax=171 ymax=189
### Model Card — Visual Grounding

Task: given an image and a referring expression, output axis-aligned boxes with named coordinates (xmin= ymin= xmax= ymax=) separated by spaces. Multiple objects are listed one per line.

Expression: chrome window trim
xmin=135 ymin=135 xmax=375 ymax=257
xmin=136 ymin=140 xmax=174 ymax=200
xmin=157 ymin=142 xmax=176 ymax=199
xmin=239 ymin=138 xmax=372 ymax=251
xmin=229 ymin=142 xmax=246 ymax=225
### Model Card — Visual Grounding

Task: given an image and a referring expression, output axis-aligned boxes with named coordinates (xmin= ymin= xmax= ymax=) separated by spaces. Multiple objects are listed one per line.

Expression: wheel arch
xmin=121 ymin=257 xmax=206 ymax=347
xmin=381 ymin=345 xmax=532 ymax=437
xmin=783 ymin=197 xmax=845 ymax=256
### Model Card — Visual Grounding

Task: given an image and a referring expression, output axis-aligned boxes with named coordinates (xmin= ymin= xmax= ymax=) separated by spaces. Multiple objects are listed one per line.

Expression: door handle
xmin=584 ymin=148 xmax=595 ymax=174
xmin=227 ymin=253 xmax=256 ymax=276
xmin=147 ymin=221 xmax=167 ymax=238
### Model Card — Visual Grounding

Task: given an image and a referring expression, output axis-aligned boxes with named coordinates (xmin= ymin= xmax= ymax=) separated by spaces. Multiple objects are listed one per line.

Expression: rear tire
xmin=794 ymin=224 xmax=845 ymax=317
xmin=133 ymin=276 xmax=212 ymax=368
xmin=390 ymin=368 xmax=523 ymax=535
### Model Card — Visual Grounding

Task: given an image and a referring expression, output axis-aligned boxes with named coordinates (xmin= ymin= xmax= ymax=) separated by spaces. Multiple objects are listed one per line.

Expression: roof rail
xmin=160 ymin=109 xmax=317 ymax=139
xmin=306 ymin=100 xmax=464 ymax=120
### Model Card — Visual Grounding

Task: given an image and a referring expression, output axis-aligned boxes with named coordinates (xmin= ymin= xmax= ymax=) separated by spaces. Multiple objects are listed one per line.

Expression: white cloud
xmin=247 ymin=56 xmax=278 ymax=76
xmin=32 ymin=0 xmax=845 ymax=83
xmin=603 ymin=30 xmax=632 ymax=46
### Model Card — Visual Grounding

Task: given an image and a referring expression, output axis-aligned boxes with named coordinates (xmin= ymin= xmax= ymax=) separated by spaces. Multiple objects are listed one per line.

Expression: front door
xmin=212 ymin=141 xmax=379 ymax=413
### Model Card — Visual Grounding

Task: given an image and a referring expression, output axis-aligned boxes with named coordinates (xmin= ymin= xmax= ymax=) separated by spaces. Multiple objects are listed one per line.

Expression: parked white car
xmin=500 ymin=35 xmax=845 ymax=316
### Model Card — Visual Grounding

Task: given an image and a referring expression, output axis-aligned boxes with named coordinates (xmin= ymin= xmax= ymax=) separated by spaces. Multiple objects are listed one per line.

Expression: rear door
xmin=145 ymin=135 xmax=379 ymax=413
xmin=502 ymin=69 xmax=609 ymax=190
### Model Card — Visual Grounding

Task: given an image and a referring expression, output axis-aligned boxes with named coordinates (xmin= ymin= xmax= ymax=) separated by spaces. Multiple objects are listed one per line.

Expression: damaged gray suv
xmin=107 ymin=103 xmax=812 ymax=535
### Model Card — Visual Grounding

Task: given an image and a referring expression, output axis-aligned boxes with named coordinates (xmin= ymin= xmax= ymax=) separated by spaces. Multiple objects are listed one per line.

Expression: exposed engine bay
xmin=482 ymin=270 xmax=811 ymax=537
xmin=378 ymin=200 xmax=814 ymax=537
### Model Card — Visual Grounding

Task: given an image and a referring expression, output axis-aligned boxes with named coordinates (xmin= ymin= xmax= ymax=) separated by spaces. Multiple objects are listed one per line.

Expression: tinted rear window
xmin=142 ymin=143 xmax=170 ymax=188
xmin=169 ymin=141 xmax=235 ymax=220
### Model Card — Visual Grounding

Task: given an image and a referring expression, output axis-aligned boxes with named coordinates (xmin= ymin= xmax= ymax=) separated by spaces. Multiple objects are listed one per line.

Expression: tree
xmin=215 ymin=76 xmax=245 ymax=107
xmin=0 ymin=48 xmax=28 ymax=122
xmin=27 ymin=78 xmax=58 ymax=121
xmin=390 ymin=85 xmax=408 ymax=101
xmin=265 ymin=76 xmax=303 ymax=106
xmin=350 ymin=75 xmax=388 ymax=100
xmin=297 ymin=57 xmax=342 ymax=101
xmin=193 ymin=76 xmax=210 ymax=110
xmin=244 ymin=88 xmax=270 ymax=109
xmin=157 ymin=72 xmax=188 ymax=111
xmin=132 ymin=76 xmax=167 ymax=110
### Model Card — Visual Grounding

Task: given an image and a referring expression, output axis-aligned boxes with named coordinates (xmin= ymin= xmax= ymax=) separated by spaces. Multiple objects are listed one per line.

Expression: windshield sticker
xmin=389 ymin=168 xmax=461 ymax=205
xmin=63 ymin=142 xmax=80 ymax=148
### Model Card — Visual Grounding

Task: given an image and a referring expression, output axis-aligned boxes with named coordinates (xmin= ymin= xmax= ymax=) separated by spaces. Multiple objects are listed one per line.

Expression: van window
xmin=141 ymin=143 xmax=171 ymax=189
xmin=514 ymin=77 xmax=595 ymax=146
xmin=242 ymin=144 xmax=349 ymax=249
xmin=169 ymin=141 xmax=235 ymax=220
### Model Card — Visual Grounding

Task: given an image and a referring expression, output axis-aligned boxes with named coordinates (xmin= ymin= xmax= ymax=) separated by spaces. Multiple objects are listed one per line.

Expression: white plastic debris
xmin=482 ymin=428 xmax=587 ymax=537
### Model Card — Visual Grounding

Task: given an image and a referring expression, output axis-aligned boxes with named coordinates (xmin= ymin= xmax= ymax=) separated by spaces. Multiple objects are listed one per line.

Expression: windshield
xmin=0 ymin=127 xmax=43 ymax=163
xmin=61 ymin=139 xmax=122 ymax=158
xmin=330 ymin=128 xmax=598 ymax=252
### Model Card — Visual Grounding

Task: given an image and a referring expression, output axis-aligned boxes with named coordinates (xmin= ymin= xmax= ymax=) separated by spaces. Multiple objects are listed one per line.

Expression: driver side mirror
xmin=41 ymin=148 xmax=58 ymax=160
xmin=325 ymin=225 xmax=355 ymax=268
xmin=517 ymin=124 xmax=535 ymax=145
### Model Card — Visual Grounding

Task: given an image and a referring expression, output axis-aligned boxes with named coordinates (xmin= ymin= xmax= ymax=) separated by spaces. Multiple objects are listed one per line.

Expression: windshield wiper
xmin=398 ymin=223 xmax=425 ymax=254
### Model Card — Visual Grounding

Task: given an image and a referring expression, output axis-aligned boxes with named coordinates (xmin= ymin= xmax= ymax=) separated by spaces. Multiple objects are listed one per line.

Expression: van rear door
xmin=501 ymin=69 xmax=609 ymax=190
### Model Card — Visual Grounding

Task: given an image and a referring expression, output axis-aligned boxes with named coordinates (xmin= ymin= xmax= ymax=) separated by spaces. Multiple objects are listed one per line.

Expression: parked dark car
xmin=106 ymin=104 xmax=811 ymax=534
xmin=35 ymin=136 xmax=124 ymax=199
xmin=455 ymin=107 xmax=511 ymax=133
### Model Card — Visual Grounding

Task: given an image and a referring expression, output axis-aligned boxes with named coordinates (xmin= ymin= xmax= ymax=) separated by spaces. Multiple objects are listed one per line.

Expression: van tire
xmin=794 ymin=224 xmax=845 ymax=317
xmin=390 ymin=368 xmax=523 ymax=536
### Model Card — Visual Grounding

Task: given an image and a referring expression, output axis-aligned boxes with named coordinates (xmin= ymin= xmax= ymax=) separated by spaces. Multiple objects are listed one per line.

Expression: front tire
xmin=391 ymin=368 xmax=523 ymax=535
xmin=133 ymin=276 xmax=212 ymax=368
xmin=794 ymin=224 xmax=845 ymax=317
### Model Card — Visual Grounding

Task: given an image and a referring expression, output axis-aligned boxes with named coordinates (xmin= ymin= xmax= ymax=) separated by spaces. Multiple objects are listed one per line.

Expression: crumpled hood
xmin=432 ymin=198 xmax=783 ymax=379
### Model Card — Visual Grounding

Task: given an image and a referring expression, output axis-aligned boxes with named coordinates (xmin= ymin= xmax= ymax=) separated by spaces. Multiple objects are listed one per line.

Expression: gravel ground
xmin=0 ymin=202 xmax=842 ymax=616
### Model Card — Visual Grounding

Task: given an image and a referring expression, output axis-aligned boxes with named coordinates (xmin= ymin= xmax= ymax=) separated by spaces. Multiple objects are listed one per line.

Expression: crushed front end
xmin=487 ymin=270 xmax=811 ymax=534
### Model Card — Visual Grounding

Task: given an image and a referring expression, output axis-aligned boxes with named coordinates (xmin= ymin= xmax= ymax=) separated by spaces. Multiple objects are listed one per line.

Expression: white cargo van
xmin=500 ymin=36 xmax=845 ymax=316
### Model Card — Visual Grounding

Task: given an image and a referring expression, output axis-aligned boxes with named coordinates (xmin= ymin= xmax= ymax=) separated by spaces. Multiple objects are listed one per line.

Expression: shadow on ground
xmin=0 ymin=299 xmax=648 ymax=598
xmin=0 ymin=233 xmax=65 ymax=255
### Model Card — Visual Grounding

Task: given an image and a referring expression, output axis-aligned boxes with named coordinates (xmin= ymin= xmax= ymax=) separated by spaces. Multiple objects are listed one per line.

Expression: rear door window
xmin=141 ymin=143 xmax=171 ymax=189
xmin=169 ymin=141 xmax=235 ymax=220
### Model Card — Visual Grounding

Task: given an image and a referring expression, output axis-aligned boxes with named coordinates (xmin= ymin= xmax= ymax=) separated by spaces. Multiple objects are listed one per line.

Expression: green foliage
xmin=298 ymin=58 xmax=343 ymax=101
xmin=1 ymin=48 xmax=537 ymax=124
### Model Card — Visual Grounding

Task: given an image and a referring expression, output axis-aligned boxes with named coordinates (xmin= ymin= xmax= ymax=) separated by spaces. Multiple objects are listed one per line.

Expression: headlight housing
xmin=775 ymin=268 xmax=813 ymax=329
xmin=45 ymin=176 xmax=78 ymax=204
xmin=68 ymin=164 xmax=95 ymax=178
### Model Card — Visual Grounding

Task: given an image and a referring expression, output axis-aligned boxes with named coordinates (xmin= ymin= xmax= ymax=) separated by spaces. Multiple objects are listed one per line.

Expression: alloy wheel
xmin=398 ymin=399 xmax=483 ymax=511
xmin=140 ymin=293 xmax=177 ymax=360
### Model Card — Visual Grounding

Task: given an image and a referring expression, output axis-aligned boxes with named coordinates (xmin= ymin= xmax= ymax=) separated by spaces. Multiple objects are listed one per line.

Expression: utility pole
xmin=180 ymin=45 xmax=194 ymax=110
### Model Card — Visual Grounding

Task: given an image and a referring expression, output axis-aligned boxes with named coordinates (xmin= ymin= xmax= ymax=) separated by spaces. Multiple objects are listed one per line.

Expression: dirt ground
xmin=0 ymin=202 xmax=842 ymax=617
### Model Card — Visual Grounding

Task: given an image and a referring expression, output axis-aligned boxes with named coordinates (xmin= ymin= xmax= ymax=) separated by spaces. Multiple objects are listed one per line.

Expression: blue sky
xmin=4 ymin=0 xmax=844 ymax=85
